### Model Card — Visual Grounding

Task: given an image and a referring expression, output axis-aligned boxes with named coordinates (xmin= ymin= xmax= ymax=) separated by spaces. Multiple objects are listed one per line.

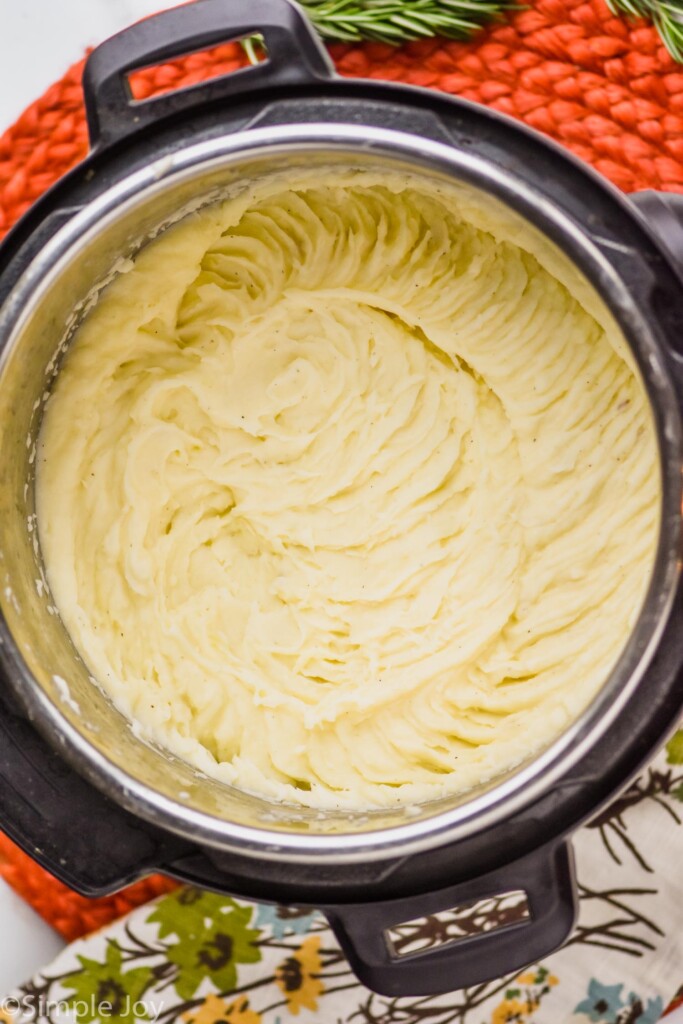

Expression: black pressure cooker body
xmin=0 ymin=0 xmax=682 ymax=997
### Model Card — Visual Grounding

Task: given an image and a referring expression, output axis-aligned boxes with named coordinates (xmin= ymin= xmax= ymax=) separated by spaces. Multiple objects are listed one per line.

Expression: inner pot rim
xmin=0 ymin=123 xmax=680 ymax=863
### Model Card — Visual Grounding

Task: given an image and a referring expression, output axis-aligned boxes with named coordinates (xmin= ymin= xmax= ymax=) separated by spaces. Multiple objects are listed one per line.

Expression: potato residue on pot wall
xmin=36 ymin=168 xmax=659 ymax=810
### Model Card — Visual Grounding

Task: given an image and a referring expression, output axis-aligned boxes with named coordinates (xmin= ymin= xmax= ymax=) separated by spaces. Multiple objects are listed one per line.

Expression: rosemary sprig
xmin=296 ymin=0 xmax=512 ymax=44
xmin=244 ymin=0 xmax=683 ymax=65
xmin=606 ymin=0 xmax=683 ymax=61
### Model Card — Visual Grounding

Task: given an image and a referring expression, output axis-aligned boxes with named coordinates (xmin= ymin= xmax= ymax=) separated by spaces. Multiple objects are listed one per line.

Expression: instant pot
xmin=1 ymin=0 xmax=682 ymax=997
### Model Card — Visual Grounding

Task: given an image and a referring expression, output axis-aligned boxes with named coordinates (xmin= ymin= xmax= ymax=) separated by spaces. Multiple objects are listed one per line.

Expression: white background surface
xmin=0 ymin=879 xmax=64 ymax=993
xmin=0 ymin=0 xmax=183 ymax=129
xmin=0 ymin=0 xmax=181 ymax=993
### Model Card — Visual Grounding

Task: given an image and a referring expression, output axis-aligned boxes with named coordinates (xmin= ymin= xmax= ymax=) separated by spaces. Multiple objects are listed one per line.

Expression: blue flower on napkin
xmin=575 ymin=979 xmax=663 ymax=1024
xmin=575 ymin=980 xmax=625 ymax=1022
xmin=254 ymin=903 xmax=319 ymax=939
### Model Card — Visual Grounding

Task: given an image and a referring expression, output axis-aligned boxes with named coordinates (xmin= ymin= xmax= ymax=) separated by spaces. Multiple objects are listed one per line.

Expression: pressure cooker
xmin=0 ymin=0 xmax=682 ymax=997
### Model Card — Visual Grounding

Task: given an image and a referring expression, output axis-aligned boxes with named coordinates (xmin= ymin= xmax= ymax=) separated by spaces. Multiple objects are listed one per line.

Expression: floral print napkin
xmin=3 ymin=731 xmax=683 ymax=1024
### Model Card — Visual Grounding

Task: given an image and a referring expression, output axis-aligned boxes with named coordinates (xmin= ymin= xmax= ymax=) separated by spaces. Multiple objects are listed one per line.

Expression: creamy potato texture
xmin=36 ymin=169 xmax=659 ymax=809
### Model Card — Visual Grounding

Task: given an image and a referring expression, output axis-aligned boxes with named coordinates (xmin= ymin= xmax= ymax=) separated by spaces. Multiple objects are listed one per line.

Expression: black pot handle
xmin=631 ymin=190 xmax=683 ymax=281
xmin=324 ymin=840 xmax=577 ymax=996
xmin=82 ymin=0 xmax=335 ymax=150
xmin=0 ymin=681 xmax=191 ymax=894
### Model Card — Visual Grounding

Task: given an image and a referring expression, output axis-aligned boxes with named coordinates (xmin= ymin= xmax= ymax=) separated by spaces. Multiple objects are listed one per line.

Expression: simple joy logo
xmin=1 ymin=996 xmax=164 ymax=1022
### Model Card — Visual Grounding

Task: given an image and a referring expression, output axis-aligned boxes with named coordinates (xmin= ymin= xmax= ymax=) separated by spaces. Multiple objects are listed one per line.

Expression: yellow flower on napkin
xmin=275 ymin=935 xmax=324 ymax=1015
xmin=183 ymin=994 xmax=260 ymax=1024
xmin=491 ymin=998 xmax=529 ymax=1024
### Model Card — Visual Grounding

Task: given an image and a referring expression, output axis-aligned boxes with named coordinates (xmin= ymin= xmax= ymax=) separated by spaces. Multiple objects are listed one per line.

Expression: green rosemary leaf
xmin=241 ymin=33 xmax=266 ymax=64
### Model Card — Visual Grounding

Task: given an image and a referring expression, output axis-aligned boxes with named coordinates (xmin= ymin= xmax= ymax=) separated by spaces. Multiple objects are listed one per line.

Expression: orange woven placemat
xmin=0 ymin=0 xmax=682 ymax=941
xmin=0 ymin=834 xmax=177 ymax=942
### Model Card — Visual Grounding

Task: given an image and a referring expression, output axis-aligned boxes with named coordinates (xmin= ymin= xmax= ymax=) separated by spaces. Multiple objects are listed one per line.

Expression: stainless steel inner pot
xmin=0 ymin=125 xmax=680 ymax=864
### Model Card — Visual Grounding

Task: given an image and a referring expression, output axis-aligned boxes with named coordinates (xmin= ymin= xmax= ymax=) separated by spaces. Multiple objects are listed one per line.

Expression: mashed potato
xmin=36 ymin=169 xmax=659 ymax=809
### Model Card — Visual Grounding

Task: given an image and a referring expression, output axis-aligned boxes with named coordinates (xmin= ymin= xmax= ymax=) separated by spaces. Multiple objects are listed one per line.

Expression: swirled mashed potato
xmin=36 ymin=169 xmax=659 ymax=809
